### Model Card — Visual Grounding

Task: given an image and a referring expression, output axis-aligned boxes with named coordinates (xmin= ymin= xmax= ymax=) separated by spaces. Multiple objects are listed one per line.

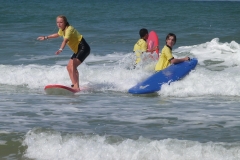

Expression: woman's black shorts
xmin=71 ymin=38 xmax=90 ymax=62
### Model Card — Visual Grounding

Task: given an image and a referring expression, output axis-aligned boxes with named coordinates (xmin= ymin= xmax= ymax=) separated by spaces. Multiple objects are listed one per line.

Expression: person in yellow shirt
xmin=37 ymin=15 xmax=90 ymax=91
xmin=155 ymin=33 xmax=189 ymax=72
xmin=133 ymin=28 xmax=158 ymax=66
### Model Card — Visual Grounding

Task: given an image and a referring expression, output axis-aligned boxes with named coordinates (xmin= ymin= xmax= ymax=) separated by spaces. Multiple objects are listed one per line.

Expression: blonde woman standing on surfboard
xmin=37 ymin=15 xmax=90 ymax=91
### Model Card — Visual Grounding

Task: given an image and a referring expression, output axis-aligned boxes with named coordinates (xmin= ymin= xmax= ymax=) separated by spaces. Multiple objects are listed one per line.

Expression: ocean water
xmin=1 ymin=0 xmax=240 ymax=159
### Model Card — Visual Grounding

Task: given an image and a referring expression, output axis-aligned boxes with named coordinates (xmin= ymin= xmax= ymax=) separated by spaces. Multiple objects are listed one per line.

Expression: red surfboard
xmin=44 ymin=84 xmax=80 ymax=95
xmin=147 ymin=31 xmax=160 ymax=58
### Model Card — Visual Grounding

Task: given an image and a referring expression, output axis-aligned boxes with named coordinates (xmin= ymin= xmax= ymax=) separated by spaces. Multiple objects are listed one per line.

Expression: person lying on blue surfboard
xmin=155 ymin=33 xmax=189 ymax=72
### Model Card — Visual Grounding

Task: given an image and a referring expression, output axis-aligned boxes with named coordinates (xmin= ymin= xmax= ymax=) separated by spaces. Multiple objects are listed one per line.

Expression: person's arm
xmin=170 ymin=57 xmax=190 ymax=64
xmin=37 ymin=33 xmax=59 ymax=41
xmin=55 ymin=38 xmax=69 ymax=55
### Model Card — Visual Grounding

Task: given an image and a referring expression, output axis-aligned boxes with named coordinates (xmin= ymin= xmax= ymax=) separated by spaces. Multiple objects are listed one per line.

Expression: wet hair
xmin=166 ymin=33 xmax=177 ymax=44
xmin=57 ymin=15 xmax=70 ymax=27
xmin=139 ymin=28 xmax=148 ymax=38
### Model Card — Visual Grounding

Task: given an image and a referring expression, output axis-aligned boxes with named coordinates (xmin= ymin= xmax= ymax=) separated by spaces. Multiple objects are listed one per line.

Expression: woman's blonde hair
xmin=57 ymin=15 xmax=70 ymax=26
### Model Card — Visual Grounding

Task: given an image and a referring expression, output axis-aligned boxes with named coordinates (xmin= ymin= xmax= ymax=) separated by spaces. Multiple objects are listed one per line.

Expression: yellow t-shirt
xmin=58 ymin=26 xmax=83 ymax=53
xmin=155 ymin=45 xmax=174 ymax=71
xmin=133 ymin=39 xmax=147 ymax=64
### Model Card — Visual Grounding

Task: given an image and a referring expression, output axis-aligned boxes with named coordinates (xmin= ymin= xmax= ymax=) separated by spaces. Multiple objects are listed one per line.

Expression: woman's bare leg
xmin=67 ymin=58 xmax=81 ymax=89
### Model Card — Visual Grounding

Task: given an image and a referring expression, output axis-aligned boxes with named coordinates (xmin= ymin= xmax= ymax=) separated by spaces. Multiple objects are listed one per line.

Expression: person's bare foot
xmin=71 ymin=84 xmax=80 ymax=91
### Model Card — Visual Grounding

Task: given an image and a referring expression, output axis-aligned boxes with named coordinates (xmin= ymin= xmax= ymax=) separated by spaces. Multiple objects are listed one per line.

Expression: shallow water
xmin=1 ymin=0 xmax=240 ymax=159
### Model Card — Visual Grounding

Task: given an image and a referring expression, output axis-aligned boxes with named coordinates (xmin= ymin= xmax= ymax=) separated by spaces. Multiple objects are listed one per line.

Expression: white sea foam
xmin=159 ymin=38 xmax=240 ymax=97
xmin=0 ymin=38 xmax=240 ymax=97
xmin=22 ymin=128 xmax=240 ymax=160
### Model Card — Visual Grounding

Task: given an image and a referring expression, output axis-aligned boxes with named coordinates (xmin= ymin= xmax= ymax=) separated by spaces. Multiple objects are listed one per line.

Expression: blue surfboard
xmin=128 ymin=58 xmax=198 ymax=94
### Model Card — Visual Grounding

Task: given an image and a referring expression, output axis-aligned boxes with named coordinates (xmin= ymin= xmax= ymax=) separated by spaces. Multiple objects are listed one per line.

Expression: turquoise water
xmin=1 ymin=1 xmax=240 ymax=159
